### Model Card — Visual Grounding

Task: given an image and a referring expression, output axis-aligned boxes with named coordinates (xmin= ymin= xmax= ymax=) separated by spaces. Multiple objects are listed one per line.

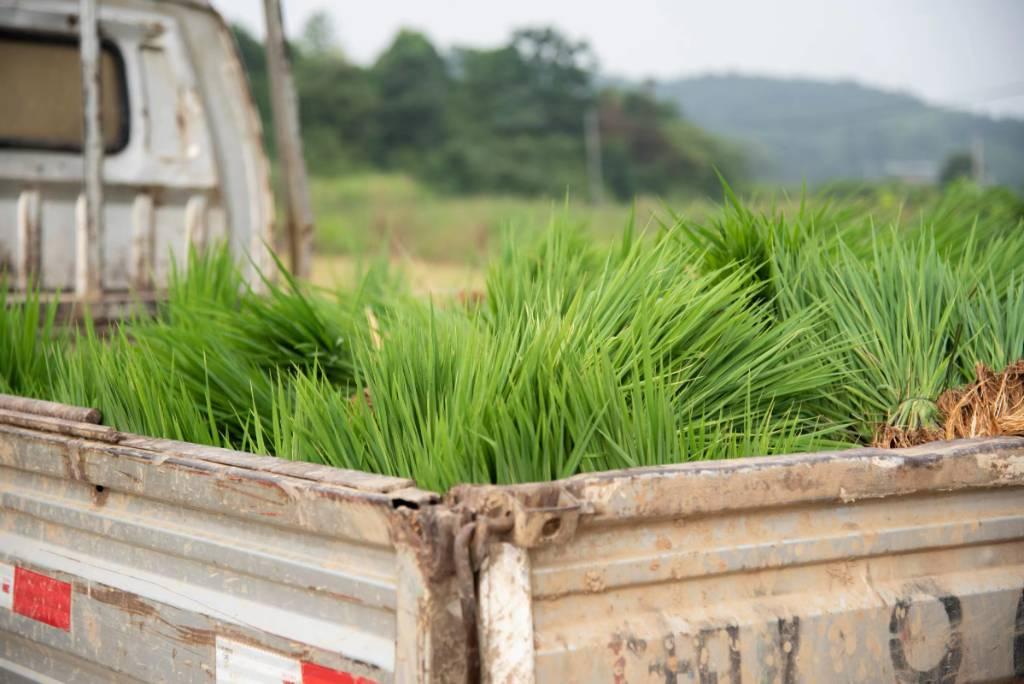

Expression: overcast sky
xmin=218 ymin=0 xmax=1024 ymax=118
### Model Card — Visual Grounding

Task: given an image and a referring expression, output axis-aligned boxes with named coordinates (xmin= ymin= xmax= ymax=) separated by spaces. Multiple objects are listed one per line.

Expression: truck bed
xmin=2 ymin=397 xmax=1023 ymax=682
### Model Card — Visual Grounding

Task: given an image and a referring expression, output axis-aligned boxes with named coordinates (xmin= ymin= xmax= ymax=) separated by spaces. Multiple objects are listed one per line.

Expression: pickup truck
xmin=2 ymin=1 xmax=1023 ymax=682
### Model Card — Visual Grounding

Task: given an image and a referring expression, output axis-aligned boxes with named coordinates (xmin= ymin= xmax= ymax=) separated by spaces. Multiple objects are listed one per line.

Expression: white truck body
xmin=1 ymin=398 xmax=1022 ymax=682
xmin=0 ymin=0 xmax=273 ymax=316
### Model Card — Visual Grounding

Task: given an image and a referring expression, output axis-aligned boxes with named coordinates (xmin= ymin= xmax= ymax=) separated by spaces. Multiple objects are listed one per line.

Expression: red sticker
xmin=12 ymin=567 xmax=71 ymax=631
xmin=301 ymin=661 xmax=376 ymax=684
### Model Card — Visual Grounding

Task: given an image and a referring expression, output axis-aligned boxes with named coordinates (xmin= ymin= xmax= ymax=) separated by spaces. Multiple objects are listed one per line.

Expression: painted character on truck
xmin=648 ymin=635 xmax=690 ymax=683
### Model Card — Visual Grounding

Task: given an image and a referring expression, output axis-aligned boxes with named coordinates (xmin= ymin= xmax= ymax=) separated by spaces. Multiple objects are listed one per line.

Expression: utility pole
xmin=971 ymin=135 xmax=986 ymax=186
xmin=584 ymin=107 xmax=604 ymax=205
xmin=78 ymin=0 xmax=103 ymax=299
xmin=263 ymin=0 xmax=315 ymax=278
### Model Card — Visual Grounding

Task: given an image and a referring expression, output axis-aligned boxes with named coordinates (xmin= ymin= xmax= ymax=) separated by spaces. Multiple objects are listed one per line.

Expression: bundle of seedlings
xmin=680 ymin=184 xmax=1024 ymax=449
xmin=1 ymin=185 xmax=1022 ymax=491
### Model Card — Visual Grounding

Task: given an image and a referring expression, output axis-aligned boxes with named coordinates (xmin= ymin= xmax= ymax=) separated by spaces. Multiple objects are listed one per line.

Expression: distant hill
xmin=654 ymin=75 xmax=1024 ymax=189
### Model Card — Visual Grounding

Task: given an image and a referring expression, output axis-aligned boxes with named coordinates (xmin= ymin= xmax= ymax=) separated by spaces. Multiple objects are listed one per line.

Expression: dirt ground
xmin=311 ymin=254 xmax=485 ymax=296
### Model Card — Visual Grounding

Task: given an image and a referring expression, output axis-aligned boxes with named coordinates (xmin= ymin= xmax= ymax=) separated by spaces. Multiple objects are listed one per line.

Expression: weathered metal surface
xmin=392 ymin=506 xmax=468 ymax=682
xmin=0 ymin=0 xmax=273 ymax=301
xmin=464 ymin=438 xmax=1024 ymax=682
xmin=130 ymin=191 xmax=154 ymax=290
xmin=0 ymin=407 xmax=457 ymax=682
xmin=478 ymin=542 xmax=535 ymax=684
xmin=14 ymin=189 xmax=40 ymax=290
xmin=0 ymin=408 xmax=120 ymax=442
xmin=116 ymin=435 xmax=421 ymax=495
xmin=0 ymin=394 xmax=101 ymax=424
xmin=2 ymin=398 xmax=1020 ymax=681
xmin=183 ymin=192 xmax=208 ymax=251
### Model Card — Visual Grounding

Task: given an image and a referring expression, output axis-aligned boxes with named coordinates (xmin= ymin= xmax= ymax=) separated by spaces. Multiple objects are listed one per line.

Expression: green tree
xmin=439 ymin=28 xmax=598 ymax=194
xmin=455 ymin=28 xmax=595 ymax=137
xmin=300 ymin=10 xmax=340 ymax=57
xmin=370 ymin=30 xmax=450 ymax=167
xmin=510 ymin=27 xmax=595 ymax=134
xmin=599 ymin=89 xmax=745 ymax=199
xmin=938 ymin=150 xmax=977 ymax=187
xmin=230 ymin=24 xmax=272 ymax=148
xmin=230 ymin=19 xmax=745 ymax=198
xmin=295 ymin=52 xmax=378 ymax=173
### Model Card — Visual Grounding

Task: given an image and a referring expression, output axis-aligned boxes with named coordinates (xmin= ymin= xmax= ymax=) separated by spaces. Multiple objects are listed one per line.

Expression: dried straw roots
xmin=939 ymin=361 xmax=1024 ymax=439
xmin=875 ymin=360 xmax=1024 ymax=448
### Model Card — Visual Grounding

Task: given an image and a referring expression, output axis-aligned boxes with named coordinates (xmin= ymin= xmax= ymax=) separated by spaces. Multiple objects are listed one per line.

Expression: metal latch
xmin=452 ymin=486 xmax=586 ymax=682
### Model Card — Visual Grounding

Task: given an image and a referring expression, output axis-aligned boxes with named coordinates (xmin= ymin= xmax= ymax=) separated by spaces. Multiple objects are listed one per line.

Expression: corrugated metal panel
xmin=470 ymin=438 xmax=1024 ymax=683
xmin=0 ymin=411 xmax=448 ymax=683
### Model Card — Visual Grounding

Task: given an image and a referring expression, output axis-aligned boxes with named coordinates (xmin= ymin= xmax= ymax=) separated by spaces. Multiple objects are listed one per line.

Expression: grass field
xmin=306 ymin=172 xmax=937 ymax=291
xmin=309 ymin=172 xmax=713 ymax=259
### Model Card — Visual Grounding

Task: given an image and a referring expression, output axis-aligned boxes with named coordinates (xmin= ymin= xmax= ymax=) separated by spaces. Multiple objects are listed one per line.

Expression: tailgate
xmin=0 ymin=400 xmax=458 ymax=683
xmin=459 ymin=438 xmax=1024 ymax=683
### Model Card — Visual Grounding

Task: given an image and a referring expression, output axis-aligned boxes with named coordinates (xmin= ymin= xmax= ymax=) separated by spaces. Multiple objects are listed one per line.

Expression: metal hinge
xmin=452 ymin=486 xmax=587 ymax=683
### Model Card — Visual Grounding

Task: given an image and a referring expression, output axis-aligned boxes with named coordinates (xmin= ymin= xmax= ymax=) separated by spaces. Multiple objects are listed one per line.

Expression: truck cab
xmin=0 ymin=0 xmax=274 ymax=317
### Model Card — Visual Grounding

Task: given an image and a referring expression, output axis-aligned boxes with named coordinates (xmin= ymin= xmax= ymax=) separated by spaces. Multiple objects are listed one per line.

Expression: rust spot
xmin=89 ymin=587 xmax=158 ymax=618
xmin=116 ymin=469 xmax=141 ymax=483
xmin=92 ymin=484 xmax=109 ymax=506
xmin=174 ymin=625 xmax=215 ymax=647
xmin=584 ymin=570 xmax=605 ymax=593
xmin=63 ymin=445 xmax=86 ymax=482
xmin=781 ymin=469 xmax=815 ymax=492
xmin=252 ymin=476 xmax=288 ymax=490
xmin=151 ymin=454 xmax=221 ymax=475
xmin=313 ymin=483 xmax=388 ymax=506
xmin=176 ymin=95 xmax=188 ymax=144
xmin=900 ymin=454 xmax=944 ymax=470
xmin=390 ymin=506 xmax=457 ymax=580
xmin=214 ymin=477 xmax=288 ymax=506
xmin=826 ymin=562 xmax=855 ymax=586
xmin=655 ymin=535 xmax=673 ymax=551
xmin=312 ymin=588 xmax=369 ymax=607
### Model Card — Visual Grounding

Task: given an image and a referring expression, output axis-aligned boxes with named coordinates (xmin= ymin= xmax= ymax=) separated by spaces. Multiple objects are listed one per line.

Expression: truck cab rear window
xmin=0 ymin=29 xmax=129 ymax=153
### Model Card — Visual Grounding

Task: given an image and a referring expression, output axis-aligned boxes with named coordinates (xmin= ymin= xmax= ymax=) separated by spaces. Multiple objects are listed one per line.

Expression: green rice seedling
xmin=49 ymin=323 xmax=228 ymax=446
xmin=918 ymin=181 xmax=1024 ymax=284
xmin=958 ymin=276 xmax=1024 ymax=379
xmin=776 ymin=232 xmax=966 ymax=439
xmin=164 ymin=244 xmax=241 ymax=314
xmin=246 ymin=218 xmax=849 ymax=491
xmin=672 ymin=182 xmax=879 ymax=308
xmin=921 ymin=182 xmax=1023 ymax=248
xmin=67 ymin=245 xmax=406 ymax=449
xmin=7 ymin=181 xmax=1023 ymax=492
xmin=484 ymin=211 xmax=609 ymax=319
xmin=0 ymin=282 xmax=59 ymax=397
xmin=49 ymin=248 xmax=314 ymax=447
xmin=692 ymin=185 xmax=1024 ymax=444
xmin=489 ymin=220 xmax=845 ymax=426
xmin=212 ymin=269 xmax=359 ymax=387
xmin=301 ymin=220 xmax=849 ymax=488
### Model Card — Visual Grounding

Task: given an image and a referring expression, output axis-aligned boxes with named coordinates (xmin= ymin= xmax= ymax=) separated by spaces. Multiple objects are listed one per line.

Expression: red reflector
xmin=12 ymin=567 xmax=71 ymax=631
xmin=300 ymin=661 xmax=376 ymax=684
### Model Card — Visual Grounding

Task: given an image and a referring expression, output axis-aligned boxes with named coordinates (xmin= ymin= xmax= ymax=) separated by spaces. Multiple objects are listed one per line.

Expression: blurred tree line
xmin=232 ymin=13 xmax=745 ymax=199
